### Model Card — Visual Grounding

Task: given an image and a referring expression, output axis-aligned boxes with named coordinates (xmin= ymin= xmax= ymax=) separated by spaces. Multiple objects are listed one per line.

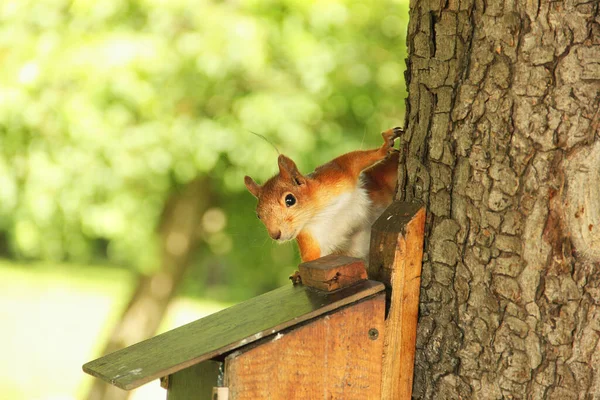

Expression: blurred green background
xmin=0 ymin=0 xmax=408 ymax=398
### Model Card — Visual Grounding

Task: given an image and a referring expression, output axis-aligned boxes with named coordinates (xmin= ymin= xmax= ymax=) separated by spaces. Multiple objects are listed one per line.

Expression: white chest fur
xmin=304 ymin=182 xmax=379 ymax=260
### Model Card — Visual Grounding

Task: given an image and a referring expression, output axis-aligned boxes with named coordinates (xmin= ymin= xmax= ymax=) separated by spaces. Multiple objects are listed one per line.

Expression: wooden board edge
xmin=83 ymin=280 xmax=386 ymax=390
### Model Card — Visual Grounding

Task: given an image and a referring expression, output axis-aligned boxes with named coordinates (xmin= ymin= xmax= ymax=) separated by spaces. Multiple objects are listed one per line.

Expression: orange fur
xmin=245 ymin=127 xmax=402 ymax=262
xmin=296 ymin=231 xmax=321 ymax=261
xmin=363 ymin=151 xmax=399 ymax=206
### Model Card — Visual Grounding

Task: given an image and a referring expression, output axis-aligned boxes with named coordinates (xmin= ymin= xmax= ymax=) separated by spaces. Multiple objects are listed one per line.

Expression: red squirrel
xmin=244 ymin=127 xmax=402 ymax=263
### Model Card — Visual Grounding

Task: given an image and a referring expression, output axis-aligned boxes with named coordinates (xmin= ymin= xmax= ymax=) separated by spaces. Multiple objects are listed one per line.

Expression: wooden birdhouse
xmin=83 ymin=202 xmax=425 ymax=399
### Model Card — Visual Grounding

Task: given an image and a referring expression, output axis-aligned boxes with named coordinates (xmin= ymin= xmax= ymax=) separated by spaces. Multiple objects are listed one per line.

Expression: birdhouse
xmin=83 ymin=202 xmax=425 ymax=399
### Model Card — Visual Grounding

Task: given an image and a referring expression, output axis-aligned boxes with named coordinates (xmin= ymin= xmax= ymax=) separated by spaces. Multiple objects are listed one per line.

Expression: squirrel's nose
xmin=270 ymin=230 xmax=282 ymax=240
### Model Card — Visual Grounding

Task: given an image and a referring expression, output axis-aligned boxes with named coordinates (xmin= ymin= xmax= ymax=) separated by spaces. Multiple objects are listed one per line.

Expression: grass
xmin=0 ymin=260 xmax=229 ymax=400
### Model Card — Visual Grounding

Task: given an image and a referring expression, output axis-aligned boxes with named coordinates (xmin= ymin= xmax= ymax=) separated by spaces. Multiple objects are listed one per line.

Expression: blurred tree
xmin=87 ymin=177 xmax=211 ymax=400
xmin=0 ymin=1 xmax=408 ymax=398
xmin=0 ymin=0 xmax=408 ymax=298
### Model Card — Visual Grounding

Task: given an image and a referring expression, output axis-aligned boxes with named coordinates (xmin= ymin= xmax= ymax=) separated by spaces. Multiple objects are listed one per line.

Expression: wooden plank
xmin=167 ymin=360 xmax=220 ymax=400
xmin=225 ymin=294 xmax=385 ymax=399
xmin=298 ymin=254 xmax=367 ymax=291
xmin=368 ymin=201 xmax=426 ymax=399
xmin=83 ymin=279 xmax=384 ymax=390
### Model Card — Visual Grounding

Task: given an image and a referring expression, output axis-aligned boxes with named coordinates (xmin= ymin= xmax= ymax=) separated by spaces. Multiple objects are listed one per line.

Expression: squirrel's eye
xmin=284 ymin=194 xmax=296 ymax=207
xmin=256 ymin=213 xmax=261 ymax=220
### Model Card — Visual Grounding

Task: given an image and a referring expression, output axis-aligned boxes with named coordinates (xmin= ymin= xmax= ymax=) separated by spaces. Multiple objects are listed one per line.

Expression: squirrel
xmin=244 ymin=127 xmax=402 ymax=263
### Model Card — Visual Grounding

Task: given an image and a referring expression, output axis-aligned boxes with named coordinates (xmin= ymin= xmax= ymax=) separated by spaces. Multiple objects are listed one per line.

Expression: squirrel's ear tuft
xmin=278 ymin=155 xmax=306 ymax=186
xmin=244 ymin=176 xmax=261 ymax=198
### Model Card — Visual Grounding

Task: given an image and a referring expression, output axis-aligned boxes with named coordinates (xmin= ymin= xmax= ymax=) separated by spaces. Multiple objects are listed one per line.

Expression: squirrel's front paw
xmin=382 ymin=127 xmax=404 ymax=150
xmin=391 ymin=126 xmax=403 ymax=139
xmin=289 ymin=270 xmax=302 ymax=285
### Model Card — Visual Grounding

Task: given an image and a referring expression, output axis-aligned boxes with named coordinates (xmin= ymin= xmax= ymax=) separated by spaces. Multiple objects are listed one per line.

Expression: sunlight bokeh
xmin=0 ymin=262 xmax=229 ymax=400
xmin=0 ymin=0 xmax=407 ymax=397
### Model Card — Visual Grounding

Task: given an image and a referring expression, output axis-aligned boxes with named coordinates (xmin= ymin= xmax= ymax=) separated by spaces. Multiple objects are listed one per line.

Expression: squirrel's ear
xmin=244 ymin=176 xmax=261 ymax=198
xmin=278 ymin=155 xmax=306 ymax=186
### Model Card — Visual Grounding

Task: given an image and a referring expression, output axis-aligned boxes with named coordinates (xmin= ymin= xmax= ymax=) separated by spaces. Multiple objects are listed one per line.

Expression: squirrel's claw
xmin=382 ymin=126 xmax=404 ymax=153
xmin=392 ymin=126 xmax=404 ymax=139
xmin=289 ymin=270 xmax=302 ymax=285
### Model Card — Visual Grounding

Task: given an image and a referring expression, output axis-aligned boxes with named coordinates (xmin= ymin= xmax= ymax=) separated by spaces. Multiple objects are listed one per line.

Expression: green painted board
xmin=83 ymin=280 xmax=384 ymax=390
xmin=167 ymin=360 xmax=220 ymax=400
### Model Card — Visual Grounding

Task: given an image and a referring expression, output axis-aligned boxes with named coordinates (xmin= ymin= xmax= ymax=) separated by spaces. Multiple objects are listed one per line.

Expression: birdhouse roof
xmin=83 ymin=280 xmax=384 ymax=390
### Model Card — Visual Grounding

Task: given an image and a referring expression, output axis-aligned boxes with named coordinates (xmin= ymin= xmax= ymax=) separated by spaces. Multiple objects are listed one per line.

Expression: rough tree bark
xmin=399 ymin=0 xmax=600 ymax=398
xmin=86 ymin=178 xmax=211 ymax=400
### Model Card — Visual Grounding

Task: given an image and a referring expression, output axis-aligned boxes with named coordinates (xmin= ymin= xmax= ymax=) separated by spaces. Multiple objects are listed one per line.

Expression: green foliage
xmin=0 ymin=0 xmax=407 ymax=300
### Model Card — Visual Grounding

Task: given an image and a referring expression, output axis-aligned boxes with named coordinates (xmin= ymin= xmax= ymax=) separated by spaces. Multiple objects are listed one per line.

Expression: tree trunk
xmin=401 ymin=1 xmax=600 ymax=398
xmin=86 ymin=177 xmax=211 ymax=400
